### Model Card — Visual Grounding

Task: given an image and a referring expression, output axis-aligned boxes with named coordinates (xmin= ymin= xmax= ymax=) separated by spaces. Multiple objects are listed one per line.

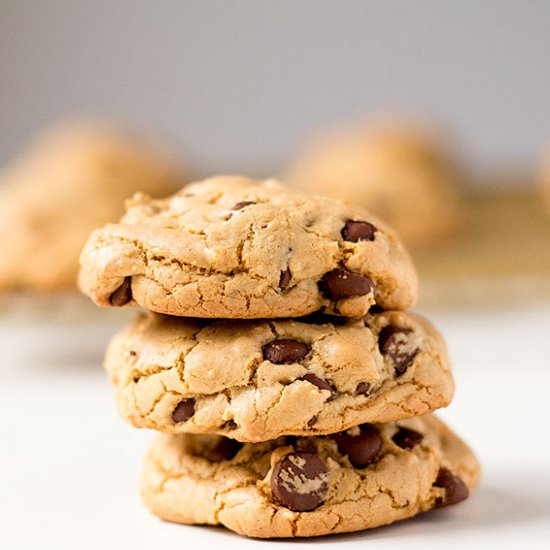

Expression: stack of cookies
xmin=79 ymin=176 xmax=479 ymax=538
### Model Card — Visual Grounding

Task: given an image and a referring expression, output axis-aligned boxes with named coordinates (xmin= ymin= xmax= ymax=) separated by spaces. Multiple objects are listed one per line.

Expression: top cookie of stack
xmin=79 ymin=176 xmax=417 ymax=318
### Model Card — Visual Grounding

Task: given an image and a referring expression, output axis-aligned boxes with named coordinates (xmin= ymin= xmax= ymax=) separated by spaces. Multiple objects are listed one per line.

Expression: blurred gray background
xmin=1 ymin=0 xmax=549 ymax=181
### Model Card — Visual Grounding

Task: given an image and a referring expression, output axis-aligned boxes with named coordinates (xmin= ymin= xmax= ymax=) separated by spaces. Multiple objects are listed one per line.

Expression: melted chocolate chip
xmin=433 ymin=467 xmax=469 ymax=508
xmin=202 ymin=436 xmax=242 ymax=462
xmin=307 ymin=415 xmax=318 ymax=428
xmin=378 ymin=326 xmax=419 ymax=377
xmin=332 ymin=424 xmax=382 ymax=468
xmin=300 ymin=373 xmax=336 ymax=400
xmin=341 ymin=220 xmax=377 ymax=242
xmin=223 ymin=420 xmax=238 ymax=430
xmin=271 ymin=452 xmax=329 ymax=512
xmin=262 ymin=339 xmax=310 ymax=364
xmin=279 ymin=268 xmax=292 ymax=290
xmin=109 ymin=277 xmax=132 ymax=306
xmin=171 ymin=398 xmax=196 ymax=423
xmin=232 ymin=201 xmax=255 ymax=210
xmin=355 ymin=382 xmax=371 ymax=396
xmin=392 ymin=427 xmax=424 ymax=449
xmin=318 ymin=269 xmax=374 ymax=301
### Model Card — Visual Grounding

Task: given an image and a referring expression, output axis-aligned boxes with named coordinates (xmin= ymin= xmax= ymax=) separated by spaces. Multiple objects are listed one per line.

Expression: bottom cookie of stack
xmin=141 ymin=414 xmax=479 ymax=538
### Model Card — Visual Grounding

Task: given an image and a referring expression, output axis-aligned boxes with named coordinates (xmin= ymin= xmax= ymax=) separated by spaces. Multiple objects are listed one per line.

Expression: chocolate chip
xmin=378 ymin=326 xmax=419 ymax=377
xmin=332 ymin=424 xmax=382 ymax=468
xmin=262 ymin=339 xmax=310 ymax=364
xmin=433 ymin=467 xmax=469 ymax=508
xmin=300 ymin=373 xmax=336 ymax=400
xmin=172 ymin=399 xmax=195 ymax=423
xmin=202 ymin=436 xmax=242 ymax=462
xmin=318 ymin=269 xmax=374 ymax=301
xmin=355 ymin=382 xmax=371 ymax=396
xmin=341 ymin=220 xmax=377 ymax=242
xmin=232 ymin=201 xmax=255 ymax=210
xmin=129 ymin=350 xmax=137 ymax=357
xmin=307 ymin=415 xmax=318 ymax=428
xmin=271 ymin=452 xmax=329 ymax=512
xmin=392 ymin=427 xmax=424 ymax=449
xmin=223 ymin=420 xmax=238 ymax=430
xmin=109 ymin=277 xmax=132 ymax=306
xmin=279 ymin=268 xmax=292 ymax=290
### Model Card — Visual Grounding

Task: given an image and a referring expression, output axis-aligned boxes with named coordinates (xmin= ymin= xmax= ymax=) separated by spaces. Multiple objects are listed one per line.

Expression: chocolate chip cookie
xmin=79 ymin=176 xmax=418 ymax=318
xmin=105 ymin=310 xmax=453 ymax=441
xmin=0 ymin=120 xmax=184 ymax=291
xmin=141 ymin=414 xmax=479 ymax=538
xmin=287 ymin=121 xmax=462 ymax=248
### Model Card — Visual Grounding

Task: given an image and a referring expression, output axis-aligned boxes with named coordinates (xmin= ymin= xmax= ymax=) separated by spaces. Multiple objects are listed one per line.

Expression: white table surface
xmin=1 ymin=305 xmax=549 ymax=549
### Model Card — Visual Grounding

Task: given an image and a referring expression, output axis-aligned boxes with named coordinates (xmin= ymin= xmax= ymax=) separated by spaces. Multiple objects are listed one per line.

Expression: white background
xmin=1 ymin=304 xmax=549 ymax=549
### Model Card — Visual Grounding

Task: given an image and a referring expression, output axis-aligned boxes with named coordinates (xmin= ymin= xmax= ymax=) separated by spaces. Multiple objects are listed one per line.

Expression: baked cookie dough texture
xmin=105 ymin=310 xmax=454 ymax=442
xmin=0 ymin=121 xmax=185 ymax=292
xmin=286 ymin=122 xmax=462 ymax=247
xmin=79 ymin=176 xmax=418 ymax=318
xmin=142 ymin=415 xmax=479 ymax=538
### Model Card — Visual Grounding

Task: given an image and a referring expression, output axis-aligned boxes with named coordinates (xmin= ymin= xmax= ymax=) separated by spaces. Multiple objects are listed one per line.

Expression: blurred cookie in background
xmin=286 ymin=119 xmax=463 ymax=249
xmin=0 ymin=120 xmax=187 ymax=293
xmin=537 ymin=142 xmax=550 ymax=213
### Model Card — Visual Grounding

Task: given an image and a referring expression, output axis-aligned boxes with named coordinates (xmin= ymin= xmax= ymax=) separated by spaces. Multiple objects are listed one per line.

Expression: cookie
xmin=0 ymin=121 xmax=185 ymax=292
xmin=141 ymin=414 xmax=479 ymax=538
xmin=105 ymin=310 xmax=453 ymax=442
xmin=538 ymin=143 xmax=550 ymax=214
xmin=287 ymin=121 xmax=462 ymax=248
xmin=79 ymin=176 xmax=418 ymax=318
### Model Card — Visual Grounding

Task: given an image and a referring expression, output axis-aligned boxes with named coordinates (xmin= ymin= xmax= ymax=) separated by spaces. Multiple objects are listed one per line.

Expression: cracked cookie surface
xmin=141 ymin=414 xmax=479 ymax=538
xmin=79 ymin=176 xmax=417 ymax=318
xmin=105 ymin=310 xmax=453 ymax=442
xmin=0 ymin=121 xmax=184 ymax=291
